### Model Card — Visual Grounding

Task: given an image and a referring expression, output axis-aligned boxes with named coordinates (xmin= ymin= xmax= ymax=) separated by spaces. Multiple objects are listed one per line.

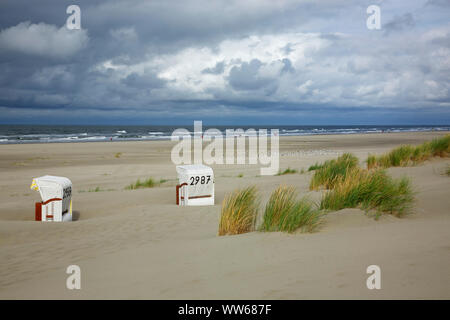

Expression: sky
xmin=0 ymin=0 xmax=449 ymax=125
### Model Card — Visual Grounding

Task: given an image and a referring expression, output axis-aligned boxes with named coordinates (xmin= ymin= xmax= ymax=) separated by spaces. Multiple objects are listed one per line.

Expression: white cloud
xmin=153 ymin=33 xmax=329 ymax=97
xmin=0 ymin=21 xmax=88 ymax=58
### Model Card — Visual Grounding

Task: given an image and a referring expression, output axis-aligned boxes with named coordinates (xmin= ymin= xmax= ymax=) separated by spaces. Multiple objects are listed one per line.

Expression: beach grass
xmin=429 ymin=135 xmax=450 ymax=156
xmin=366 ymin=154 xmax=377 ymax=170
xmin=260 ymin=185 xmax=322 ymax=233
xmin=114 ymin=152 xmax=122 ymax=158
xmin=367 ymin=134 xmax=450 ymax=169
xmin=125 ymin=177 xmax=168 ymax=190
xmin=309 ymin=153 xmax=359 ymax=190
xmin=276 ymin=167 xmax=298 ymax=175
xmin=79 ymin=187 xmax=116 ymax=193
xmin=320 ymin=168 xmax=414 ymax=217
xmin=308 ymin=162 xmax=323 ymax=171
xmin=218 ymin=186 xmax=259 ymax=236
xmin=126 ymin=178 xmax=156 ymax=189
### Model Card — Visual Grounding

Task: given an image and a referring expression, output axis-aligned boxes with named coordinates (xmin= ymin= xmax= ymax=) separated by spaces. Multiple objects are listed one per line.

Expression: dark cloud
xmin=281 ymin=58 xmax=295 ymax=74
xmin=229 ymin=59 xmax=269 ymax=91
xmin=121 ymin=72 xmax=166 ymax=90
xmin=202 ymin=61 xmax=225 ymax=75
xmin=227 ymin=59 xmax=280 ymax=97
xmin=426 ymin=0 xmax=450 ymax=7
xmin=384 ymin=13 xmax=415 ymax=35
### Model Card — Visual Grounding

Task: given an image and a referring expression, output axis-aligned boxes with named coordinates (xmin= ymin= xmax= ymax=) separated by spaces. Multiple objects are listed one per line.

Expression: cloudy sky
xmin=0 ymin=0 xmax=449 ymax=125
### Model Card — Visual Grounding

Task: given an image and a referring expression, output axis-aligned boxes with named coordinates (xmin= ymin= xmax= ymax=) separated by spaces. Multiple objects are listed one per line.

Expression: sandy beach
xmin=0 ymin=131 xmax=449 ymax=299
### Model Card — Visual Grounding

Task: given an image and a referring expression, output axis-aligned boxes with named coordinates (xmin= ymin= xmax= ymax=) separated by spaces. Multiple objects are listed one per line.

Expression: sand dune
xmin=0 ymin=132 xmax=449 ymax=299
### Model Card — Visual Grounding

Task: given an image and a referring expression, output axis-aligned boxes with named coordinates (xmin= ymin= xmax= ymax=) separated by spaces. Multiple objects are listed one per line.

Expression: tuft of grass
xmin=218 ymin=186 xmax=259 ymax=236
xmin=125 ymin=178 xmax=156 ymax=190
xmin=125 ymin=177 xmax=169 ymax=190
xmin=308 ymin=162 xmax=323 ymax=171
xmin=366 ymin=154 xmax=377 ymax=170
xmin=389 ymin=145 xmax=415 ymax=167
xmin=429 ymin=135 xmax=450 ymax=157
xmin=320 ymin=168 xmax=414 ymax=217
xmin=237 ymin=173 xmax=244 ymax=178
xmin=309 ymin=153 xmax=359 ymax=190
xmin=114 ymin=152 xmax=122 ymax=158
xmin=259 ymin=185 xmax=322 ymax=233
xmin=79 ymin=187 xmax=115 ymax=193
xmin=367 ymin=134 xmax=450 ymax=169
xmin=276 ymin=167 xmax=298 ymax=175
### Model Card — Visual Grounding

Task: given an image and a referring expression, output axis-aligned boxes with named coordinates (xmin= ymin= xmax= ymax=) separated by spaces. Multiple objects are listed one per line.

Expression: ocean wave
xmin=80 ymin=136 xmax=107 ymax=141
xmin=0 ymin=126 xmax=448 ymax=144
xmin=140 ymin=135 xmax=172 ymax=140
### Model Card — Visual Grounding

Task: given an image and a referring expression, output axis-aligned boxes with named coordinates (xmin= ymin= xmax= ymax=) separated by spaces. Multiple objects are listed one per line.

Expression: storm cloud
xmin=0 ymin=0 xmax=449 ymax=124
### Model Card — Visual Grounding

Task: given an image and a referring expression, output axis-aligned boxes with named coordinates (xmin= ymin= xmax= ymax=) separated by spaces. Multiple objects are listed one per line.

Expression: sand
xmin=0 ymin=131 xmax=449 ymax=299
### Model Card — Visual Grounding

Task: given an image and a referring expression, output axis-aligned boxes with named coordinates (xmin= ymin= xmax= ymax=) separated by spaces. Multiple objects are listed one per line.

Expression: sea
xmin=0 ymin=125 xmax=448 ymax=144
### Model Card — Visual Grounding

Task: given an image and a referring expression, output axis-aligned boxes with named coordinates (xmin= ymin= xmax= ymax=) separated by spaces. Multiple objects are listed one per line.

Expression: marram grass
xmin=218 ymin=186 xmax=259 ymax=236
xmin=125 ymin=178 xmax=167 ymax=190
xmin=308 ymin=162 xmax=323 ymax=171
xmin=276 ymin=167 xmax=298 ymax=175
xmin=309 ymin=153 xmax=359 ymax=190
xmin=367 ymin=134 xmax=450 ymax=169
xmin=320 ymin=168 xmax=414 ymax=217
xmin=125 ymin=178 xmax=156 ymax=189
xmin=260 ymin=185 xmax=322 ymax=233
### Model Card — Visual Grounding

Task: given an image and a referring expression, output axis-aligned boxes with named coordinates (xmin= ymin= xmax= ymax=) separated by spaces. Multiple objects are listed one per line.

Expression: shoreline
xmin=0 ymin=127 xmax=449 ymax=146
